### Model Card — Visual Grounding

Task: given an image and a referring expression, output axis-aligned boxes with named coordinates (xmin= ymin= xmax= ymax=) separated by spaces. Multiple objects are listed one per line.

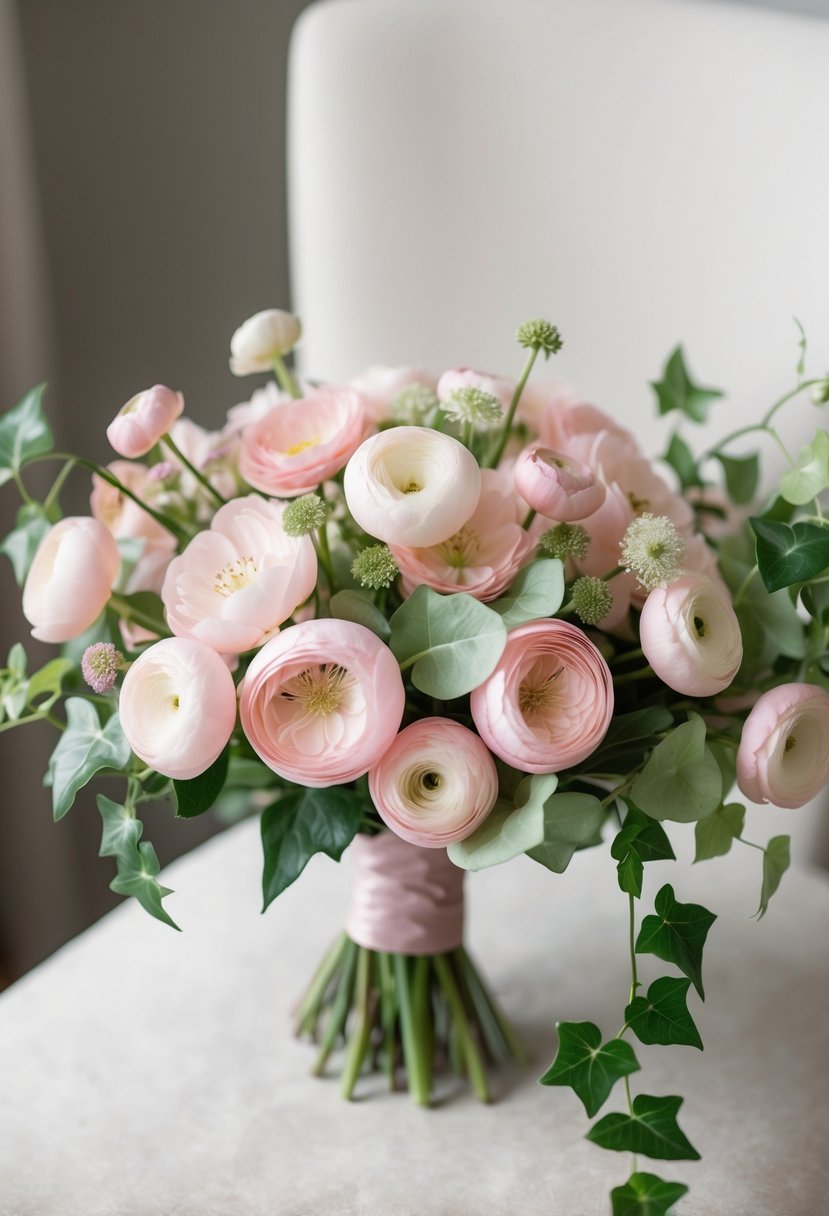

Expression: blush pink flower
xmin=90 ymin=461 xmax=177 ymax=594
xmin=437 ymin=367 xmax=515 ymax=411
xmin=344 ymin=426 xmax=481 ymax=547
xmin=22 ymin=517 xmax=121 ymax=643
xmin=239 ymin=386 xmax=368 ymax=497
xmin=639 ymin=573 xmax=742 ymax=697
xmin=470 ymin=619 xmax=614 ymax=772
xmin=169 ymin=418 xmax=240 ymax=505
xmin=514 ymin=446 xmax=606 ymax=521
xmin=520 ymin=382 xmax=634 ymax=450
xmin=391 ymin=468 xmax=534 ymax=601
xmin=106 ymin=385 xmax=183 ymax=458
xmin=737 ymin=683 xmax=829 ymax=809
xmin=119 ymin=637 xmax=237 ymax=779
xmin=369 ymin=718 xmax=498 ymax=847
xmin=161 ymin=496 xmax=317 ymax=654
xmin=239 ymin=618 xmax=405 ymax=786
xmin=350 ymin=366 xmax=436 ymax=424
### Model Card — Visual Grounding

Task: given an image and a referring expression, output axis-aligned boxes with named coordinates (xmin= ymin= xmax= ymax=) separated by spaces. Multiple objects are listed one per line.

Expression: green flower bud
xmin=282 ymin=493 xmax=329 ymax=537
xmin=516 ymin=318 xmax=563 ymax=359
xmin=570 ymin=576 xmax=614 ymax=626
xmin=351 ymin=544 xmax=399 ymax=590
xmin=538 ymin=523 xmax=590 ymax=561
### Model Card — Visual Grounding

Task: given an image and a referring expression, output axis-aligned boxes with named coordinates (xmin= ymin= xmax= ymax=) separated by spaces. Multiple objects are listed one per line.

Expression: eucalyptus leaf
xmin=624 ymin=976 xmax=703 ymax=1050
xmin=635 ymin=884 xmax=716 ymax=999
xmin=694 ymin=803 xmax=745 ymax=862
xmin=539 ymin=1021 xmax=639 ymax=1117
xmin=757 ymin=835 xmax=791 ymax=919
xmin=48 ymin=698 xmax=131 ymax=820
xmin=389 ymin=584 xmax=506 ymax=698
xmin=650 ymin=346 xmax=723 ymax=424
xmin=750 ymin=517 xmax=829 ymax=593
xmin=0 ymin=383 xmax=53 ymax=485
xmin=587 ymin=1093 xmax=700 ymax=1161
xmin=525 ymin=791 xmax=605 ymax=874
xmin=779 ymin=430 xmax=829 ymax=506
xmin=174 ymin=748 xmax=230 ymax=818
xmin=491 ymin=559 xmax=565 ymax=628
xmin=329 ymin=589 xmax=391 ymax=640
xmin=261 ymin=786 xmax=361 ymax=908
xmin=447 ymin=775 xmax=558 ymax=872
xmin=631 ymin=716 xmax=722 ymax=823
xmin=610 ymin=1171 xmax=689 ymax=1216
xmin=0 ymin=503 xmax=50 ymax=584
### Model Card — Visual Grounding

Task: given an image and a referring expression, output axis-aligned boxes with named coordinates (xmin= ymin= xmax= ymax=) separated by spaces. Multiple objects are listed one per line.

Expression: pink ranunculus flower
xmin=470 ymin=619 xmax=614 ymax=772
xmin=639 ymin=573 xmax=742 ymax=697
xmin=391 ymin=468 xmax=534 ymax=601
xmin=161 ymin=495 xmax=317 ymax=654
xmin=224 ymin=380 xmax=293 ymax=437
xmin=106 ymin=385 xmax=184 ymax=459
xmin=736 ymin=683 xmax=829 ymax=809
xmin=437 ymin=367 xmax=515 ymax=411
xmin=350 ymin=366 xmax=437 ymax=424
xmin=520 ymin=381 xmax=635 ymax=450
xmin=369 ymin=718 xmax=498 ymax=848
xmin=514 ymin=446 xmax=606 ymax=522
xmin=344 ymin=426 xmax=481 ymax=547
xmin=90 ymin=461 xmax=177 ymax=594
xmin=239 ymin=618 xmax=405 ymax=787
xmin=22 ymin=517 xmax=121 ymax=643
xmin=239 ymin=386 xmax=368 ymax=497
xmin=119 ymin=637 xmax=237 ymax=779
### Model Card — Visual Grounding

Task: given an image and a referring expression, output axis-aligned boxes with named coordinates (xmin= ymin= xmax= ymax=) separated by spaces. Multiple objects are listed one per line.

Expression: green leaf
xmin=329 ymin=589 xmax=391 ymax=640
xmin=610 ymin=1171 xmax=690 ymax=1216
xmin=97 ymin=793 xmax=143 ymax=862
xmin=757 ymin=834 xmax=791 ymax=919
xmin=48 ymin=698 xmax=131 ymax=820
xmin=621 ymin=803 xmax=676 ymax=862
xmin=389 ymin=584 xmax=506 ymax=699
xmin=587 ymin=1093 xmax=700 ymax=1161
xmin=173 ymin=748 xmax=230 ymax=818
xmin=779 ymin=430 xmax=829 ymax=506
xmin=491 ymin=559 xmax=565 ymax=628
xmin=261 ymin=786 xmax=361 ymax=908
xmin=650 ymin=346 xmax=723 ymax=424
xmin=715 ymin=451 xmax=760 ymax=505
xmin=447 ymin=775 xmax=559 ymax=871
xmin=624 ymin=976 xmax=703 ymax=1050
xmin=694 ymin=803 xmax=745 ymax=862
xmin=0 ymin=383 xmax=53 ymax=485
xmin=631 ymin=716 xmax=722 ymax=823
xmin=794 ymin=316 xmax=807 ymax=378
xmin=0 ymin=502 xmax=51 ymax=585
xmin=110 ymin=840 xmax=179 ymax=929
xmin=662 ymin=432 xmax=703 ymax=491
xmin=26 ymin=657 xmax=73 ymax=709
xmin=611 ymin=824 xmax=645 ymax=897
xmin=635 ymin=884 xmax=716 ymax=999
xmin=581 ymin=707 xmax=674 ymax=776
xmin=525 ymin=790 xmax=605 ymax=874
xmin=750 ymin=517 xmax=829 ymax=593
xmin=539 ymin=1021 xmax=640 ymax=1117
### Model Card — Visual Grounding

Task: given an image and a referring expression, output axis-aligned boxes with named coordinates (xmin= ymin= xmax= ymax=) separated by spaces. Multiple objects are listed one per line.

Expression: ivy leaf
xmin=662 ymin=432 xmax=703 ymax=491
xmin=447 ymin=775 xmax=559 ymax=871
xmin=621 ymin=803 xmax=675 ymax=862
xmin=261 ymin=786 xmax=361 ymax=908
xmin=779 ymin=430 xmax=829 ymax=506
xmin=631 ymin=715 xmax=722 ymax=823
xmin=173 ymin=748 xmax=230 ymax=818
xmin=329 ymin=589 xmax=391 ymax=640
xmin=694 ymin=803 xmax=745 ymax=862
xmin=539 ymin=1021 xmax=639 ymax=1117
xmin=756 ymin=835 xmax=791 ymax=919
xmin=389 ymin=585 xmax=506 ymax=698
xmin=587 ymin=1093 xmax=701 ymax=1161
xmin=0 ymin=503 xmax=51 ymax=584
xmin=624 ymin=976 xmax=703 ymax=1050
xmin=750 ymin=517 xmax=829 ymax=593
xmin=26 ymin=657 xmax=73 ymax=710
xmin=610 ymin=1171 xmax=689 ymax=1216
xmin=0 ymin=383 xmax=53 ymax=485
xmin=491 ymin=559 xmax=565 ymax=628
xmin=48 ymin=698 xmax=131 ymax=821
xmin=611 ymin=824 xmax=645 ymax=898
xmin=635 ymin=884 xmax=716 ymax=999
xmin=97 ymin=793 xmax=143 ymax=862
xmin=650 ymin=346 xmax=723 ymax=424
xmin=579 ymin=707 xmax=674 ymax=776
xmin=715 ymin=451 xmax=760 ymax=505
xmin=525 ymin=790 xmax=605 ymax=874
xmin=110 ymin=840 xmax=179 ymax=930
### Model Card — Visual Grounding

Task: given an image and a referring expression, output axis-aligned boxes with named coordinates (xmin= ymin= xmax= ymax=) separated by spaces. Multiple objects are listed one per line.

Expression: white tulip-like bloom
xmin=22 ymin=517 xmax=121 ymax=643
xmin=119 ymin=637 xmax=237 ymax=780
xmin=343 ymin=426 xmax=481 ymax=547
xmin=639 ymin=573 xmax=742 ymax=697
xmin=737 ymin=683 xmax=829 ymax=809
xmin=369 ymin=718 xmax=498 ymax=848
xmin=229 ymin=309 xmax=302 ymax=375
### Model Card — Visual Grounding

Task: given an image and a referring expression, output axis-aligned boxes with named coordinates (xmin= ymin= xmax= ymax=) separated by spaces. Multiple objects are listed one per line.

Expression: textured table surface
xmin=1 ymin=814 xmax=828 ymax=1216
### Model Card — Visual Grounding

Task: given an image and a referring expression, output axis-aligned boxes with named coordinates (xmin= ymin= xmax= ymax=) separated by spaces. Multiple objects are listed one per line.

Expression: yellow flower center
xmin=284 ymin=437 xmax=320 ymax=457
xmin=436 ymin=524 xmax=480 ymax=568
xmin=519 ymin=665 xmax=564 ymax=721
xmin=279 ymin=664 xmax=354 ymax=716
xmin=214 ymin=556 xmax=258 ymax=598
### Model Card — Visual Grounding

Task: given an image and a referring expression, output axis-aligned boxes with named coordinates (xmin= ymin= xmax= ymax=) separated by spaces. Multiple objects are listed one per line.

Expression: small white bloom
xmin=229 ymin=309 xmax=302 ymax=376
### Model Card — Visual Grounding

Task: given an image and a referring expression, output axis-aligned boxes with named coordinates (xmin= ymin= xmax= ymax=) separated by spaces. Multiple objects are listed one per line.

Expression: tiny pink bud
xmin=514 ymin=446 xmax=606 ymax=521
xmin=81 ymin=642 xmax=125 ymax=694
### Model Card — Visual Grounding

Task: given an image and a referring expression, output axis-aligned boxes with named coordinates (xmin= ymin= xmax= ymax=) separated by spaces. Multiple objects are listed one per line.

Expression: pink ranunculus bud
xmin=239 ymin=618 xmax=405 ymax=787
xmin=161 ymin=495 xmax=317 ymax=655
xmin=343 ymin=426 xmax=481 ymax=548
xmin=229 ymin=309 xmax=302 ymax=376
xmin=470 ymin=619 xmax=614 ymax=772
xmin=118 ymin=637 xmax=237 ymax=780
xmin=391 ymin=468 xmax=534 ymax=601
xmin=437 ymin=367 xmax=515 ymax=411
xmin=639 ymin=573 xmax=742 ymax=698
xmin=239 ymin=386 xmax=369 ymax=497
xmin=736 ymin=683 xmax=829 ymax=809
xmin=369 ymin=718 xmax=498 ymax=848
xmin=22 ymin=517 xmax=121 ymax=643
xmin=106 ymin=385 xmax=184 ymax=459
xmin=514 ymin=446 xmax=606 ymax=521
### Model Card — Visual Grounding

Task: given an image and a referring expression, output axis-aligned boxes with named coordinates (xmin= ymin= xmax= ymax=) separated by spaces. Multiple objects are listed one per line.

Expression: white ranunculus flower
xmin=343 ymin=426 xmax=481 ymax=547
xmin=229 ymin=309 xmax=302 ymax=376
xmin=639 ymin=573 xmax=743 ymax=697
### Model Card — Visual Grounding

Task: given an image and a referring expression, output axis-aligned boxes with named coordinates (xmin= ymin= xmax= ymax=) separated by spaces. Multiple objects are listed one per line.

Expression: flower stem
xmin=109 ymin=594 xmax=169 ymax=638
xmin=272 ymin=355 xmax=303 ymax=399
xmin=393 ymin=954 xmax=431 ymax=1106
xmin=43 ymin=457 xmax=77 ymax=513
xmin=702 ymin=378 xmax=823 ymax=462
xmin=162 ymin=434 xmax=226 ymax=508
xmin=613 ymin=664 xmax=655 ymax=686
xmin=294 ymin=932 xmax=348 ymax=1036
xmin=341 ymin=947 xmax=374 ymax=1100
xmin=522 ymin=507 xmax=537 ymax=530
xmin=313 ymin=939 xmax=359 ymax=1076
xmin=486 ymin=346 xmax=539 ymax=469
xmin=432 ymin=954 xmax=490 ymax=1102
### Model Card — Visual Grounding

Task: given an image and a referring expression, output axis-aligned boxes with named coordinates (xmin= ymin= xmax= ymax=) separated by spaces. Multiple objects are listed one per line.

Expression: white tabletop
xmin=1 ymin=816 xmax=827 ymax=1216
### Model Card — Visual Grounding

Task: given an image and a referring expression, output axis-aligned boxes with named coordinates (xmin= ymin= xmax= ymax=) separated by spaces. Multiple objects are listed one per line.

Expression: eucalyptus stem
xmin=272 ymin=354 xmax=303 ymax=399
xmin=486 ymin=346 xmax=539 ymax=469
xmin=162 ymin=433 xmax=226 ymax=508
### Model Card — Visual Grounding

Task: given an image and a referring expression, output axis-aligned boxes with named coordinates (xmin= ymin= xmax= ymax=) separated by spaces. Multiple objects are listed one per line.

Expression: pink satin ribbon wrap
xmin=346 ymin=832 xmax=465 ymax=955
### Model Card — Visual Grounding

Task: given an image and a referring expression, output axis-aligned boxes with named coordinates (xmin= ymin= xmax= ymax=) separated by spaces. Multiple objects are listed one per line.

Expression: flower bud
xmin=229 ymin=309 xmax=302 ymax=376
xmin=106 ymin=386 xmax=184 ymax=459
xmin=514 ymin=446 xmax=606 ymax=521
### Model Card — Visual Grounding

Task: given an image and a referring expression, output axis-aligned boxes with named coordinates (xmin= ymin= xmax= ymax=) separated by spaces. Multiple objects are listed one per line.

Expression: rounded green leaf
xmin=389 ymin=584 xmax=506 ymax=699
xmin=631 ymin=716 xmax=722 ymax=823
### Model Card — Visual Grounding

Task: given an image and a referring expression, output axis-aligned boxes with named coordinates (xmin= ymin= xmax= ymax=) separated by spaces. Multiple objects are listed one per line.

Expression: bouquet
xmin=2 ymin=308 xmax=828 ymax=1216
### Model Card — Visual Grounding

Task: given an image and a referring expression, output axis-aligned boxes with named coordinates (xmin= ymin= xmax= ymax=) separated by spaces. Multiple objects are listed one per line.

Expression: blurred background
xmin=1 ymin=0 xmax=827 ymax=985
